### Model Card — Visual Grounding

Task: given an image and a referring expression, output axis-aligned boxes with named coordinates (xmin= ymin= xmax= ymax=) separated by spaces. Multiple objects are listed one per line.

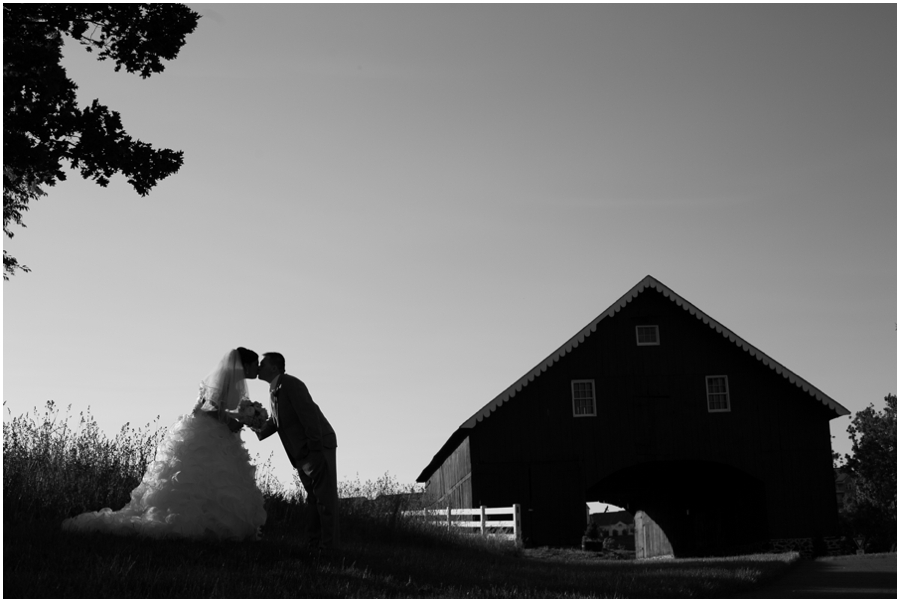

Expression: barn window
xmin=636 ymin=325 xmax=660 ymax=346
xmin=571 ymin=380 xmax=596 ymax=417
xmin=706 ymin=375 xmax=730 ymax=412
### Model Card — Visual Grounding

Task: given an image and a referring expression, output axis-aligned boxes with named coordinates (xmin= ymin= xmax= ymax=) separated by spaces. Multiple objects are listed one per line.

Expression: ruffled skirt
xmin=62 ymin=412 xmax=266 ymax=541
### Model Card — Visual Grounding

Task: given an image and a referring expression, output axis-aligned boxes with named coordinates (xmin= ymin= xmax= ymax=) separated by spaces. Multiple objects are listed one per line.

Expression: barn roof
xmin=417 ymin=275 xmax=850 ymax=483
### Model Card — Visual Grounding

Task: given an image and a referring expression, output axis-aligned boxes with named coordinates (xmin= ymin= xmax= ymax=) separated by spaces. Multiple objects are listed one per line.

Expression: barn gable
xmin=418 ymin=275 xmax=848 ymax=484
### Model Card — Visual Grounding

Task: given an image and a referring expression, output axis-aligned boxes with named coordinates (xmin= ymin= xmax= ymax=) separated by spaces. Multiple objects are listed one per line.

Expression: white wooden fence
xmin=402 ymin=504 xmax=523 ymax=547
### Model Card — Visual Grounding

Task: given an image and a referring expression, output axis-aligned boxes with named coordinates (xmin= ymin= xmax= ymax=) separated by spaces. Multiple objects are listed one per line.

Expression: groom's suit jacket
xmin=257 ymin=373 xmax=337 ymax=467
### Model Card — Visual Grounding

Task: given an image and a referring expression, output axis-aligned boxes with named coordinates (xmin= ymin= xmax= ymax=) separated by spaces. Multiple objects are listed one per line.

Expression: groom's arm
xmin=199 ymin=408 xmax=243 ymax=433
xmin=255 ymin=417 xmax=278 ymax=441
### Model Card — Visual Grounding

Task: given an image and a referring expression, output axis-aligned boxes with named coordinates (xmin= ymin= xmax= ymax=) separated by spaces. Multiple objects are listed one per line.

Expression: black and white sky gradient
xmin=3 ymin=4 xmax=896 ymax=491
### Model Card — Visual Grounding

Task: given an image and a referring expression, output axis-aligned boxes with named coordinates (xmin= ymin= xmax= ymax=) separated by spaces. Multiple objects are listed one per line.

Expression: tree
xmin=839 ymin=393 xmax=896 ymax=552
xmin=3 ymin=4 xmax=200 ymax=279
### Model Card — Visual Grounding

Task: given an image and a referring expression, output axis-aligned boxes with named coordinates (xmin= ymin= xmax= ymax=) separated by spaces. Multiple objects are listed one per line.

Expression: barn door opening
xmin=527 ymin=460 xmax=584 ymax=547
xmin=587 ymin=460 xmax=767 ymax=558
xmin=586 ymin=500 xmax=635 ymax=553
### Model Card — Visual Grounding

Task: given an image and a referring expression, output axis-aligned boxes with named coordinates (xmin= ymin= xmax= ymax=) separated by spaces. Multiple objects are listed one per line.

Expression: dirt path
xmin=739 ymin=553 xmax=896 ymax=599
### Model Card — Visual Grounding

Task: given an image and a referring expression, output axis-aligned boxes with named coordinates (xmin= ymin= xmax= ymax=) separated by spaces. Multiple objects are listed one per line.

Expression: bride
xmin=62 ymin=348 xmax=267 ymax=541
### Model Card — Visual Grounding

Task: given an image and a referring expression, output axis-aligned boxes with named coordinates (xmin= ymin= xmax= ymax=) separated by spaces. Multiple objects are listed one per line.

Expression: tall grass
xmin=2 ymin=401 xmax=426 ymax=530
xmin=4 ymin=400 xmax=802 ymax=598
xmin=2 ymin=400 xmax=439 ymax=544
xmin=3 ymin=400 xmax=166 ymax=521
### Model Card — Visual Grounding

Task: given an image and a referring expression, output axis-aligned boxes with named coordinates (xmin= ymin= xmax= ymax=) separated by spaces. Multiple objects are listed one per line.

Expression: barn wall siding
xmin=424 ymin=437 xmax=472 ymax=509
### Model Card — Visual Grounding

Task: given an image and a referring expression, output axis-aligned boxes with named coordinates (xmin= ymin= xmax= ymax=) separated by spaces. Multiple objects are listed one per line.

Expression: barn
xmin=416 ymin=275 xmax=849 ymax=557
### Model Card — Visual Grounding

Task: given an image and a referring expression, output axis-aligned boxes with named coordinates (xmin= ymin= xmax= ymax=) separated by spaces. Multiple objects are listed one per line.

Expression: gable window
xmin=571 ymin=379 xmax=596 ymax=417
xmin=706 ymin=375 xmax=730 ymax=412
xmin=636 ymin=325 xmax=660 ymax=346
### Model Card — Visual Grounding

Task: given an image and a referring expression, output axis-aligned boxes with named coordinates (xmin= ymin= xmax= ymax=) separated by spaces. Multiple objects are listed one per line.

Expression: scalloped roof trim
xmin=460 ymin=275 xmax=848 ymax=429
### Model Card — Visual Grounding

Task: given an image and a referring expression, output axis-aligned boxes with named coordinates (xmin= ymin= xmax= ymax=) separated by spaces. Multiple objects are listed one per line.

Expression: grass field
xmin=4 ymin=518 xmax=801 ymax=598
xmin=4 ymin=401 xmax=801 ymax=598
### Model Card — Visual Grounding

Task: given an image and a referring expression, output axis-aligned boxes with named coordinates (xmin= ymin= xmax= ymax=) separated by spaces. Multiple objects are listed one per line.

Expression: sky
xmin=3 ymin=4 xmax=896 ymax=501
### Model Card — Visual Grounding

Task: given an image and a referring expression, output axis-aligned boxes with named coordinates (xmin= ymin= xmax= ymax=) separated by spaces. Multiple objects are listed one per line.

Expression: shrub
xmin=337 ymin=472 xmax=430 ymax=543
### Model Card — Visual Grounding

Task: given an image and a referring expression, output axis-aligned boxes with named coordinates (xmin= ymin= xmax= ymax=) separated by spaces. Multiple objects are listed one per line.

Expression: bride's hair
xmin=237 ymin=347 xmax=258 ymax=365
xmin=263 ymin=352 xmax=286 ymax=373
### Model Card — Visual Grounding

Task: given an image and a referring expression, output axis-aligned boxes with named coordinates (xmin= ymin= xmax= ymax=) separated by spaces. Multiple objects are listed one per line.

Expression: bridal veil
xmin=196 ymin=349 xmax=249 ymax=414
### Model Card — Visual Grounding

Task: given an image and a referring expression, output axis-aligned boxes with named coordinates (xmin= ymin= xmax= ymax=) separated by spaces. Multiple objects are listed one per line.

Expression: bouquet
xmin=229 ymin=398 xmax=269 ymax=430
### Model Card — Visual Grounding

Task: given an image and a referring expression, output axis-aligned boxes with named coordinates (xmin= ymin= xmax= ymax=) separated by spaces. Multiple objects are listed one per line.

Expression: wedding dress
xmin=61 ymin=350 xmax=267 ymax=541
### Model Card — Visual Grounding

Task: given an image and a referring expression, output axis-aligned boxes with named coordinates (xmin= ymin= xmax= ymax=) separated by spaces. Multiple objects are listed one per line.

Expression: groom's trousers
xmin=297 ymin=447 xmax=339 ymax=549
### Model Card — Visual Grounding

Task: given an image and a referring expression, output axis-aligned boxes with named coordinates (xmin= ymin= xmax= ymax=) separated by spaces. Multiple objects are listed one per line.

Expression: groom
xmin=255 ymin=352 xmax=339 ymax=550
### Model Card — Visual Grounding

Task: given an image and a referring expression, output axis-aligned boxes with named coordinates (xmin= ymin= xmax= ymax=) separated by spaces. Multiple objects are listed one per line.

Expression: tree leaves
xmin=845 ymin=394 xmax=896 ymax=515
xmin=839 ymin=393 xmax=897 ymax=551
xmin=3 ymin=4 xmax=200 ymax=279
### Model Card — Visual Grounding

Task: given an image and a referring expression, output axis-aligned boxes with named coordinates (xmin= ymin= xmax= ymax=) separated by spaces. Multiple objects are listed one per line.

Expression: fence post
xmin=446 ymin=505 xmax=452 ymax=532
xmin=480 ymin=505 xmax=486 ymax=537
xmin=513 ymin=504 xmax=523 ymax=547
